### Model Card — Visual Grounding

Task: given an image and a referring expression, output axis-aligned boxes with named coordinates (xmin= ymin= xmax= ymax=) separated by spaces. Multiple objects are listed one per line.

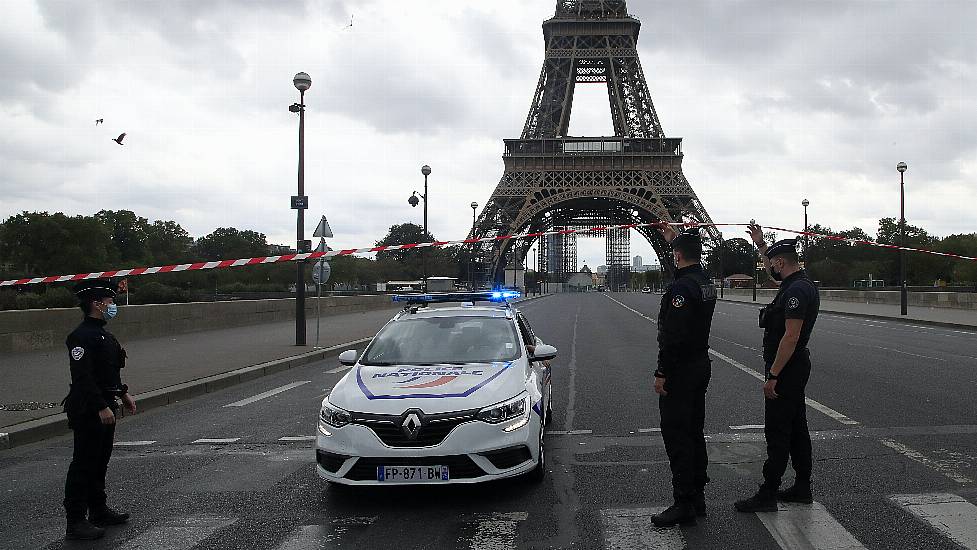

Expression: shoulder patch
xmin=672 ymin=295 xmax=686 ymax=308
xmin=71 ymin=346 xmax=85 ymax=361
xmin=787 ymin=296 xmax=800 ymax=310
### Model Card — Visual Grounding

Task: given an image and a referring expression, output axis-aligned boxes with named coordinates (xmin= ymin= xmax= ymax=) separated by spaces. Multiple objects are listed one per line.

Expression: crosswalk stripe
xmin=890 ymin=493 xmax=977 ymax=549
xmin=879 ymin=439 xmax=973 ymax=484
xmin=600 ymin=507 xmax=685 ymax=550
xmin=756 ymin=502 xmax=867 ymax=550
xmin=126 ymin=515 xmax=236 ymax=550
xmin=279 ymin=436 xmax=317 ymax=442
xmin=466 ymin=512 xmax=529 ymax=550
xmin=730 ymin=425 xmax=765 ymax=430
xmin=274 ymin=517 xmax=377 ymax=550
xmin=114 ymin=440 xmax=156 ymax=446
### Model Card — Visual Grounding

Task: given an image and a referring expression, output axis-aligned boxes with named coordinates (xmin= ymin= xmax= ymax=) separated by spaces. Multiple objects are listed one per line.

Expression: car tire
xmin=527 ymin=425 xmax=545 ymax=483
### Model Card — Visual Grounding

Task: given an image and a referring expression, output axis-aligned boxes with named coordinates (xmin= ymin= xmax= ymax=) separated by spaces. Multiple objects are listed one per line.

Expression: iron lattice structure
xmin=471 ymin=0 xmax=720 ymax=286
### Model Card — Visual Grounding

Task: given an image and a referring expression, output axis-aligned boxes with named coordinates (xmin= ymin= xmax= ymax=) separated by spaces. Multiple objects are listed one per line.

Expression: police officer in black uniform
xmin=62 ymin=279 xmax=136 ymax=540
xmin=650 ymin=225 xmax=718 ymax=527
xmin=735 ymin=227 xmax=820 ymax=513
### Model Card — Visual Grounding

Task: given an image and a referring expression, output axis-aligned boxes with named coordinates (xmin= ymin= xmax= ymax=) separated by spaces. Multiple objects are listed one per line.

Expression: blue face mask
xmin=104 ymin=303 xmax=118 ymax=320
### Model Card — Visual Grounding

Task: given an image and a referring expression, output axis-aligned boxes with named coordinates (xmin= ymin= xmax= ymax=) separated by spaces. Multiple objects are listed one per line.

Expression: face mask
xmin=103 ymin=303 xmax=118 ymax=320
xmin=769 ymin=262 xmax=783 ymax=282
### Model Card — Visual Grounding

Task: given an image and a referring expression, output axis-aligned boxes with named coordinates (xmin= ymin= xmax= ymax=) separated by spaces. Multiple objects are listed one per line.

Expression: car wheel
xmin=527 ymin=425 xmax=545 ymax=483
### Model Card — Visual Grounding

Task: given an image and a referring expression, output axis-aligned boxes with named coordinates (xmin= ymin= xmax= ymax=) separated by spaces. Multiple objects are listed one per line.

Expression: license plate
xmin=377 ymin=465 xmax=450 ymax=483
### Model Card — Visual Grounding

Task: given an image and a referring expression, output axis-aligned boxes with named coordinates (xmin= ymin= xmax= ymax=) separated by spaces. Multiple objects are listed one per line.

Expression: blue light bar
xmin=392 ymin=291 xmax=522 ymax=304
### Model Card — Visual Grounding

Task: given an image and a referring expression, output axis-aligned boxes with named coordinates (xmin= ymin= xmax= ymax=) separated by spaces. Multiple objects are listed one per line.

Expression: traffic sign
xmin=312 ymin=261 xmax=331 ymax=285
xmin=313 ymin=216 xmax=334 ymax=238
xmin=291 ymin=196 xmax=309 ymax=210
xmin=314 ymin=240 xmax=332 ymax=253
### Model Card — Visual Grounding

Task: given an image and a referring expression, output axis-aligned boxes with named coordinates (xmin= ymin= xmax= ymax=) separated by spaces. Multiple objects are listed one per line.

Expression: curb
xmin=718 ymin=298 xmax=976 ymax=332
xmin=0 ymin=337 xmax=370 ymax=452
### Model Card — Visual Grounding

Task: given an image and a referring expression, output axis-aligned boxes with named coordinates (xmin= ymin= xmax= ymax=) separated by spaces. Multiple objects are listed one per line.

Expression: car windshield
xmin=362 ymin=315 xmax=522 ymax=366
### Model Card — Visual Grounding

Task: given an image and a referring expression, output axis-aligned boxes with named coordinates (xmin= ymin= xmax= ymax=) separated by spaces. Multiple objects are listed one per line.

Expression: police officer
xmin=62 ymin=280 xmax=136 ymax=540
xmin=735 ymin=227 xmax=820 ymax=513
xmin=650 ymin=225 xmax=718 ymax=527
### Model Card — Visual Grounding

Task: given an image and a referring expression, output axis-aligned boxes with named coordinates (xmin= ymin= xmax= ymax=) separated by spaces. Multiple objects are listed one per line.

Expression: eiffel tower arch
xmin=471 ymin=0 xmax=719 ymax=288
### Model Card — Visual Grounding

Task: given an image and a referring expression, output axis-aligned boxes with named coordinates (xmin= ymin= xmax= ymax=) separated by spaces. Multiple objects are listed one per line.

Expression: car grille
xmin=316 ymin=450 xmax=350 ymax=473
xmin=345 ymin=455 xmax=484 ymax=481
xmin=479 ymin=445 xmax=532 ymax=470
xmin=351 ymin=409 xmax=479 ymax=448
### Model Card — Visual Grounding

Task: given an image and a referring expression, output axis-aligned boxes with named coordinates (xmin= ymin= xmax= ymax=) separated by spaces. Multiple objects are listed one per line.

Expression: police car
xmin=316 ymin=291 xmax=557 ymax=486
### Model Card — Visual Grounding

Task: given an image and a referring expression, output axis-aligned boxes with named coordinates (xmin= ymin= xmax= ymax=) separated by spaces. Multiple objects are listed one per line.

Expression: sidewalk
xmin=1 ymin=306 xmax=400 ymax=431
xmin=718 ymin=292 xmax=977 ymax=329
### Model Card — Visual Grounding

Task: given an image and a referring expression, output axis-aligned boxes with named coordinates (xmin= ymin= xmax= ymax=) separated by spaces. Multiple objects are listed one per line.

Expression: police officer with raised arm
xmin=62 ymin=279 xmax=136 ymax=540
xmin=735 ymin=225 xmax=820 ymax=513
xmin=650 ymin=224 xmax=718 ymax=527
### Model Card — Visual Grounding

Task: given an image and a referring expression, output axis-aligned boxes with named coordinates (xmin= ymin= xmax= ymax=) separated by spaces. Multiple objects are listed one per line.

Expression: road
xmin=2 ymin=292 xmax=976 ymax=549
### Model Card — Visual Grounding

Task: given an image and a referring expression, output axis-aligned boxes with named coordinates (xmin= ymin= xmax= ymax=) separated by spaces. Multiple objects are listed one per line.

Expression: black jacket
xmin=657 ymin=265 xmax=717 ymax=376
xmin=64 ymin=317 xmax=127 ymax=417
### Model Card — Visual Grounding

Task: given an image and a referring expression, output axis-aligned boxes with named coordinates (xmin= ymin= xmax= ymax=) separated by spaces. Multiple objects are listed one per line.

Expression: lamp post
xmin=291 ymin=71 xmax=311 ymax=346
xmin=801 ymin=199 xmax=810 ymax=259
xmin=470 ymin=201 xmax=478 ymax=289
xmin=897 ymin=162 xmax=908 ymax=315
xmin=409 ymin=165 xmax=431 ymax=291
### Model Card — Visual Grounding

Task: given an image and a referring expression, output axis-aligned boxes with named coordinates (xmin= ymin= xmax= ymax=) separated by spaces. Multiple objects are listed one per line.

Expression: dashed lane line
xmin=729 ymin=425 xmax=765 ymax=430
xmin=114 ymin=440 xmax=157 ymax=446
xmin=279 ymin=436 xmax=317 ymax=442
xmin=192 ymin=438 xmax=240 ymax=444
xmin=223 ymin=380 xmax=311 ymax=408
xmin=707 ymin=349 xmax=861 ymax=426
xmin=879 ymin=438 xmax=973 ymax=485
xmin=890 ymin=493 xmax=977 ymax=549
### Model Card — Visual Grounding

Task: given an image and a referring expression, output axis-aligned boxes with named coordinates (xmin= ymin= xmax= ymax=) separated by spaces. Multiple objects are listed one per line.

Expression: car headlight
xmin=319 ymin=402 xmax=352 ymax=434
xmin=478 ymin=394 xmax=530 ymax=430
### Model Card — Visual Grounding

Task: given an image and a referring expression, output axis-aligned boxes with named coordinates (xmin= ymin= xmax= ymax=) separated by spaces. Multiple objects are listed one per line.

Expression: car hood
xmin=327 ymin=362 xmax=526 ymax=415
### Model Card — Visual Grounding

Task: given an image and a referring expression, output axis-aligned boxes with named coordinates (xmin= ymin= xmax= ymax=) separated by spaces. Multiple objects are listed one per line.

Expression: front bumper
xmin=315 ymin=416 xmax=541 ymax=485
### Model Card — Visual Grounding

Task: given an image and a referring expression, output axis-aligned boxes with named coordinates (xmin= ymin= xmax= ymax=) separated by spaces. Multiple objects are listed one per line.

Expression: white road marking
xmin=468 ymin=512 xmax=528 ymax=550
xmin=546 ymin=429 xmax=592 ymax=435
xmin=564 ymin=308 xmax=581 ymax=431
xmin=114 ymin=440 xmax=156 ymax=446
xmin=845 ymin=342 xmax=945 ymax=361
xmin=603 ymin=295 xmax=657 ymax=324
xmin=224 ymin=380 xmax=311 ymax=407
xmin=275 ymin=517 xmax=377 ymax=549
xmin=638 ymin=428 xmax=662 ymax=433
xmin=879 ymin=439 xmax=973 ymax=484
xmin=600 ymin=507 xmax=685 ymax=550
xmin=890 ymin=493 xmax=977 ymax=549
xmin=325 ymin=364 xmax=354 ymax=374
xmin=756 ymin=502 xmax=867 ymax=550
xmin=192 ymin=438 xmax=240 ymax=444
xmin=126 ymin=515 xmax=237 ymax=550
xmin=713 ymin=334 xmax=761 ymax=352
xmin=708 ymin=350 xmax=860 ymax=426
xmin=278 ymin=435 xmax=317 ymax=442
xmin=730 ymin=425 xmax=765 ymax=430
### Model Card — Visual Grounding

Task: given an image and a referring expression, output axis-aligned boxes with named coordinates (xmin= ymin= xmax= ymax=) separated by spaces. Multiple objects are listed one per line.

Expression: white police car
xmin=316 ymin=291 xmax=556 ymax=485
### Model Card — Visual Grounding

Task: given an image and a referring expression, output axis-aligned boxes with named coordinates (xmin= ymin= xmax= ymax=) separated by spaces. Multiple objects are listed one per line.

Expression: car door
xmin=516 ymin=313 xmax=551 ymax=416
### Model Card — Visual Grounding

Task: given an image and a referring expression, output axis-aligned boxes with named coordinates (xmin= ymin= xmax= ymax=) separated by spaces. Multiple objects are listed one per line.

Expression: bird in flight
xmin=95 ymin=118 xmax=104 ymax=125
xmin=112 ymin=133 xmax=126 ymax=145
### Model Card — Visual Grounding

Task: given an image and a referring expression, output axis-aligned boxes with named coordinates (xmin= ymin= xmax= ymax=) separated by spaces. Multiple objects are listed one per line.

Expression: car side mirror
xmin=530 ymin=344 xmax=557 ymax=362
xmin=338 ymin=350 xmax=358 ymax=366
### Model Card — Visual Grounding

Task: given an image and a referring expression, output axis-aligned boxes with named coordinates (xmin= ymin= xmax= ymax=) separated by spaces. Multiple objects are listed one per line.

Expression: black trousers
xmin=63 ymin=416 xmax=116 ymax=520
xmin=762 ymin=352 xmax=812 ymax=489
xmin=659 ymin=357 xmax=711 ymax=499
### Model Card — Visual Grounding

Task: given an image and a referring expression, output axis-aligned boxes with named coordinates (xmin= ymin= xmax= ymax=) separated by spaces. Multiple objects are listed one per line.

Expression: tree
xmin=0 ymin=212 xmax=115 ymax=276
xmin=375 ymin=223 xmax=458 ymax=280
xmin=95 ymin=210 xmax=151 ymax=264
xmin=192 ymin=227 xmax=268 ymax=261
xmin=146 ymin=220 xmax=193 ymax=264
xmin=705 ymin=238 xmax=757 ymax=279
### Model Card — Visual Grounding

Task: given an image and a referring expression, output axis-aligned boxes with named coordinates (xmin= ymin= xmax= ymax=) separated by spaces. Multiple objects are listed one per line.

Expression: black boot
xmin=734 ymin=485 xmax=778 ymax=513
xmin=692 ymin=489 xmax=706 ymax=517
xmin=66 ymin=519 xmax=105 ymax=540
xmin=651 ymin=499 xmax=697 ymax=527
xmin=89 ymin=505 xmax=130 ymax=526
xmin=777 ymin=481 xmax=813 ymax=504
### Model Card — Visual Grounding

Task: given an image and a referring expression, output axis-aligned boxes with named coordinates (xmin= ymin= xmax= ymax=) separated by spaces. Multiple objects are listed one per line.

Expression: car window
xmin=362 ymin=316 xmax=522 ymax=365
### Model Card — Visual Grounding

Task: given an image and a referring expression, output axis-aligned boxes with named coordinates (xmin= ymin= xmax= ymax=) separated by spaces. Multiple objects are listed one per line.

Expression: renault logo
xmin=401 ymin=412 xmax=423 ymax=440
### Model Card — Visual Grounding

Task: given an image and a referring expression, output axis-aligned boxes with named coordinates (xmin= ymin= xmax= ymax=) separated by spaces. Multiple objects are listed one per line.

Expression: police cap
xmin=671 ymin=229 xmax=702 ymax=249
xmin=765 ymin=239 xmax=798 ymax=260
xmin=74 ymin=279 xmax=117 ymax=302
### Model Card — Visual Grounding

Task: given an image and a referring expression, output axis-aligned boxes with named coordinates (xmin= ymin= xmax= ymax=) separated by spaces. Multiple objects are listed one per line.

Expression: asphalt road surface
xmin=2 ymin=293 xmax=976 ymax=550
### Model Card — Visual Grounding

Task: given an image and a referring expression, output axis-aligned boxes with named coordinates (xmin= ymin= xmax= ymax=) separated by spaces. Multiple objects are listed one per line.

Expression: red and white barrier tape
xmin=2 ymin=223 xmax=974 ymax=287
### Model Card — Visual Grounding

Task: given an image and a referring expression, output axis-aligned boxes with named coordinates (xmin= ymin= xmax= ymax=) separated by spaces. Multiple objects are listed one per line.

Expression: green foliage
xmin=192 ymin=227 xmax=268 ymax=261
xmin=705 ymin=238 xmax=757 ymax=278
xmin=375 ymin=223 xmax=460 ymax=281
xmin=130 ymin=282 xmax=191 ymax=305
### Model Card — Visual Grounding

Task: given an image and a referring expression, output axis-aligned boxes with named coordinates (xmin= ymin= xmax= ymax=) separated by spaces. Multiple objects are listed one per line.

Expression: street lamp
xmin=291 ymin=71 xmax=311 ymax=346
xmin=801 ymin=199 xmax=810 ymax=259
xmin=897 ymin=162 xmax=908 ymax=315
xmin=470 ymin=201 xmax=478 ymax=289
xmin=409 ymin=165 xmax=432 ymax=291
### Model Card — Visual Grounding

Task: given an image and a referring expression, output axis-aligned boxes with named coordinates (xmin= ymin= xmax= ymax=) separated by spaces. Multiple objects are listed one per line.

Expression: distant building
xmin=633 ymin=255 xmax=643 ymax=268
xmin=268 ymin=244 xmax=294 ymax=255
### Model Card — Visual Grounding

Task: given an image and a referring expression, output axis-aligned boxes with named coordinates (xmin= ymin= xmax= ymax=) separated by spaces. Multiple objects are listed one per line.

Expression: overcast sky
xmin=1 ymin=0 xmax=975 ymax=269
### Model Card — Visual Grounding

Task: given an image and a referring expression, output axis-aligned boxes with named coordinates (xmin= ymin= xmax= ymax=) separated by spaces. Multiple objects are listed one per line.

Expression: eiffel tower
xmin=471 ymin=0 xmax=719 ymax=288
